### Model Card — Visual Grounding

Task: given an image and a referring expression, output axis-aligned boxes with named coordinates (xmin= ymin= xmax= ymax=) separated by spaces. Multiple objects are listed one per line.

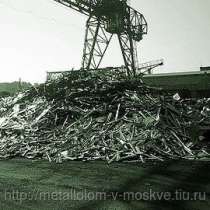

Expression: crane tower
xmin=53 ymin=0 xmax=148 ymax=76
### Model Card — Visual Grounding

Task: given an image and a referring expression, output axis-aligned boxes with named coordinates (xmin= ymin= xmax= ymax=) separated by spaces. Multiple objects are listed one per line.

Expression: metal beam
xmin=82 ymin=17 xmax=113 ymax=70
xmin=118 ymin=32 xmax=136 ymax=76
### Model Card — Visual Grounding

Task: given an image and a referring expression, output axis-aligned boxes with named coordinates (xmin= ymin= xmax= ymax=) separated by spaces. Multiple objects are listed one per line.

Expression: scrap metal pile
xmin=0 ymin=70 xmax=209 ymax=163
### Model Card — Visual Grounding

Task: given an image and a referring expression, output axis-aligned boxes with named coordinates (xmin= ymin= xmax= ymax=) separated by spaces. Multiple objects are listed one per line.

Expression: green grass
xmin=0 ymin=82 xmax=32 ymax=96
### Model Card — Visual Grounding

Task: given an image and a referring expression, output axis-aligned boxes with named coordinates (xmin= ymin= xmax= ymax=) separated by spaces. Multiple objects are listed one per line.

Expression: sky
xmin=0 ymin=0 xmax=210 ymax=83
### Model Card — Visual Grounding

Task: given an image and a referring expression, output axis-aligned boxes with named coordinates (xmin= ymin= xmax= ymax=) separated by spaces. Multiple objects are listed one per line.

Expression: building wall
xmin=143 ymin=71 xmax=210 ymax=98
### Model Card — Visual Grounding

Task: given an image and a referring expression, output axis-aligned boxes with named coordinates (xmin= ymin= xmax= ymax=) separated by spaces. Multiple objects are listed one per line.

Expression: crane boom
xmin=53 ymin=0 xmax=92 ymax=16
xmin=53 ymin=0 xmax=148 ymax=76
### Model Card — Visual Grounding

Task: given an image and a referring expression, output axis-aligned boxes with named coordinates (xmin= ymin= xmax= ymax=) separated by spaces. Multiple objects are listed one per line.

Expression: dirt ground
xmin=0 ymin=159 xmax=209 ymax=210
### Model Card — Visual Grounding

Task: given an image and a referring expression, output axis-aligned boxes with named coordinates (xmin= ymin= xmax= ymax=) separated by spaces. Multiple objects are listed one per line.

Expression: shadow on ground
xmin=0 ymin=159 xmax=209 ymax=210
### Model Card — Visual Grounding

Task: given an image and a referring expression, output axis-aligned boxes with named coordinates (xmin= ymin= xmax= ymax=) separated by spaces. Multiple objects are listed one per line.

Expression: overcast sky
xmin=0 ymin=0 xmax=210 ymax=83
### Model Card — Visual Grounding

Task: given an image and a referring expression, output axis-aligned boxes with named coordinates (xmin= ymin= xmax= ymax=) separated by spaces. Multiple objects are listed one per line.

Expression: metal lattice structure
xmin=53 ymin=0 xmax=148 ymax=76
xmin=138 ymin=59 xmax=164 ymax=75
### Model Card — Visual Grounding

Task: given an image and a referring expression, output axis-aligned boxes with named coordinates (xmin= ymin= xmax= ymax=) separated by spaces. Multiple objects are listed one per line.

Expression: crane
xmin=138 ymin=59 xmax=164 ymax=75
xmin=53 ymin=0 xmax=148 ymax=76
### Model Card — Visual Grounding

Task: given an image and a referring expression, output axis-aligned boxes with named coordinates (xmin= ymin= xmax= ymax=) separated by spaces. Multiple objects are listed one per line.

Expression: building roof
xmin=144 ymin=70 xmax=210 ymax=78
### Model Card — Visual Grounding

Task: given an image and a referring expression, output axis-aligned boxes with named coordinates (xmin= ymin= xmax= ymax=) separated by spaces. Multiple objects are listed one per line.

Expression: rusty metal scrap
xmin=0 ymin=71 xmax=209 ymax=163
